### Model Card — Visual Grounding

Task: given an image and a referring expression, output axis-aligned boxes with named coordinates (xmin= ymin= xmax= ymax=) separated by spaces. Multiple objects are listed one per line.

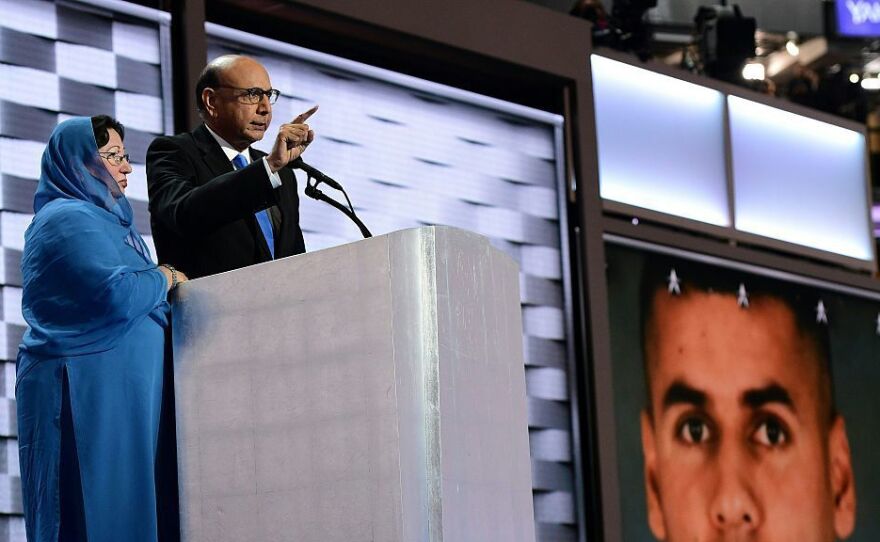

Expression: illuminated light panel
xmin=55 ymin=42 xmax=117 ymax=88
xmin=124 ymin=167 xmax=149 ymax=202
xmin=111 ymin=21 xmax=160 ymax=64
xmin=729 ymin=96 xmax=873 ymax=261
xmin=600 ymin=182 xmax=730 ymax=226
xmin=0 ymin=65 xmax=60 ymax=111
xmin=522 ymin=306 xmax=565 ymax=340
xmin=0 ymin=0 xmax=57 ymax=39
xmin=0 ymin=138 xmax=45 ymax=180
xmin=591 ymin=54 xmax=730 ymax=226
xmin=0 ymin=212 xmax=31 ymax=251
xmin=1 ymin=287 xmax=23 ymax=326
xmin=114 ymin=91 xmax=163 ymax=133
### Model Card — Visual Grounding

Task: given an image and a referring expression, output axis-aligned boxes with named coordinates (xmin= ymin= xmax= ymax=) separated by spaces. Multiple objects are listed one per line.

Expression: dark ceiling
xmin=525 ymin=0 xmax=825 ymax=35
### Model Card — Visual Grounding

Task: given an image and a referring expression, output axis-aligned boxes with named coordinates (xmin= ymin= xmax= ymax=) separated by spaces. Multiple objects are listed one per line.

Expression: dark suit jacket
xmin=146 ymin=124 xmax=306 ymax=279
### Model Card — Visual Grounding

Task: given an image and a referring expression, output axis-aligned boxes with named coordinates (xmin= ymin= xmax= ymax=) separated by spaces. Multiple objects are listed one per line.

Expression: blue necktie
xmin=232 ymin=153 xmax=275 ymax=259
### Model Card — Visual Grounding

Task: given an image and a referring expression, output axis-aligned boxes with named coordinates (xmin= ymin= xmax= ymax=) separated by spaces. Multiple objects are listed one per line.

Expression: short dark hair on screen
xmin=91 ymin=115 xmax=125 ymax=147
xmin=637 ymin=252 xmax=835 ymax=422
xmin=195 ymin=63 xmax=223 ymax=113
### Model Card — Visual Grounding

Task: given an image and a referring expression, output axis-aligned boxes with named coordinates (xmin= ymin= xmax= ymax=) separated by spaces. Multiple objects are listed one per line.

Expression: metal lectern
xmin=172 ymin=226 xmax=535 ymax=542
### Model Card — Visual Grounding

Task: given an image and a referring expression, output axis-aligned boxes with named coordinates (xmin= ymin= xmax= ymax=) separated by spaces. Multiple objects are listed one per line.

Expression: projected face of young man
xmin=640 ymin=290 xmax=856 ymax=542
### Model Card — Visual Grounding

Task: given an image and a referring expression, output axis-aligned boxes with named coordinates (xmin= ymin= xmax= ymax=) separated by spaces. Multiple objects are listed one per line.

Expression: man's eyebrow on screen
xmin=742 ymin=383 xmax=795 ymax=412
xmin=662 ymin=381 xmax=706 ymax=410
xmin=661 ymin=380 xmax=796 ymax=412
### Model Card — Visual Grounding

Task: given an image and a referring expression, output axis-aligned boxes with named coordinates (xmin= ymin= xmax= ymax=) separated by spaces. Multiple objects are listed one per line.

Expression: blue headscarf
xmin=34 ymin=117 xmax=134 ymax=225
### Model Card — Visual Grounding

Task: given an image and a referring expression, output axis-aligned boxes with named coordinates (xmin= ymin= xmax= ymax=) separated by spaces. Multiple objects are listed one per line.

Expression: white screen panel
xmin=0 ymin=212 xmax=29 ymax=252
xmin=0 ymin=65 xmax=59 ymax=111
xmin=0 ymin=138 xmax=44 ymax=180
xmin=0 ymin=288 xmax=21 ymax=327
xmin=0 ymin=0 xmax=56 ymax=39
xmin=729 ymin=96 xmax=873 ymax=261
xmin=591 ymin=54 xmax=730 ymax=226
xmin=111 ymin=21 xmax=160 ymax=64
xmin=114 ymin=91 xmax=163 ymax=134
xmin=55 ymin=42 xmax=117 ymax=88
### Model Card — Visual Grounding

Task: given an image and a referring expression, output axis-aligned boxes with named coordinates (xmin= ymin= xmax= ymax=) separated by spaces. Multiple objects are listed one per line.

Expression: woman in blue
xmin=16 ymin=116 xmax=187 ymax=541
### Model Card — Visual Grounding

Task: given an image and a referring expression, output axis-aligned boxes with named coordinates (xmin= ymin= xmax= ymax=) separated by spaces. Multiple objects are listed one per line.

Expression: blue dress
xmin=16 ymin=118 xmax=171 ymax=542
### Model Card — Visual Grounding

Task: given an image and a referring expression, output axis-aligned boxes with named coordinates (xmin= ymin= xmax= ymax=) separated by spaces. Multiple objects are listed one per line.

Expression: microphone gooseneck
xmin=293 ymin=158 xmax=373 ymax=239
xmin=289 ymin=158 xmax=343 ymax=191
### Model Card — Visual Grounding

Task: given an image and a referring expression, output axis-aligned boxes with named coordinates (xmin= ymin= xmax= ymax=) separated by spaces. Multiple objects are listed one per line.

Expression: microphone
xmin=296 ymin=159 xmax=373 ymax=238
xmin=289 ymin=158 xmax=343 ymax=190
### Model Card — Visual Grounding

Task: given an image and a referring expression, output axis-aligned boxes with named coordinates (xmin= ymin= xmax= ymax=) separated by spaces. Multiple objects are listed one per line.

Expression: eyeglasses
xmin=216 ymin=86 xmax=281 ymax=105
xmin=99 ymin=151 xmax=131 ymax=166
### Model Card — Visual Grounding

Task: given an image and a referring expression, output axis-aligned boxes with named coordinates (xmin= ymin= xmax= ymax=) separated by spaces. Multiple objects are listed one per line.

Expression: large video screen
xmin=605 ymin=241 xmax=880 ymax=541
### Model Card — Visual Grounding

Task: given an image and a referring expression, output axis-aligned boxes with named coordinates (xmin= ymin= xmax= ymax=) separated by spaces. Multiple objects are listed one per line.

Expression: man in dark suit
xmin=147 ymin=55 xmax=317 ymax=279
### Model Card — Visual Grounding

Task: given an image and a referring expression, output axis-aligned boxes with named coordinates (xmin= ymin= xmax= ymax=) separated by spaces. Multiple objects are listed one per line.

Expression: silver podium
xmin=172 ymin=226 xmax=535 ymax=542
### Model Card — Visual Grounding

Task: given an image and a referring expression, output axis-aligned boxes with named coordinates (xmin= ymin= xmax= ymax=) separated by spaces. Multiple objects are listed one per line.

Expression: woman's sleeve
xmin=21 ymin=205 xmax=168 ymax=355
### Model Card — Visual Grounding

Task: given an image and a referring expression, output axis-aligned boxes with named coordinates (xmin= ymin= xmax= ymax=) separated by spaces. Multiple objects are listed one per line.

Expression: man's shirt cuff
xmin=261 ymin=157 xmax=283 ymax=189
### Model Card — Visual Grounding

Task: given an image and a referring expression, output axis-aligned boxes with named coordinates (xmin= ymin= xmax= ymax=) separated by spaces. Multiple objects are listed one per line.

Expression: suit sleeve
xmin=146 ymin=135 xmax=279 ymax=239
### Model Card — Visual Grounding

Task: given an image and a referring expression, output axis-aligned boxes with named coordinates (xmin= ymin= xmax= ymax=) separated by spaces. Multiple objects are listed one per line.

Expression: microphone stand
xmin=303 ymin=177 xmax=373 ymax=239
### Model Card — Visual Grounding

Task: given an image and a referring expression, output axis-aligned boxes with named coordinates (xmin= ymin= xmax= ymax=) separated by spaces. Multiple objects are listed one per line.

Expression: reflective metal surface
xmin=173 ymin=226 xmax=535 ymax=542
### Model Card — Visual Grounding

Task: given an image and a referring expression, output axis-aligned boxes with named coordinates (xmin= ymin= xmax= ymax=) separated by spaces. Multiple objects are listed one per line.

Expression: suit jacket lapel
xmin=193 ymin=124 xmax=235 ymax=180
xmin=193 ymin=125 xmax=275 ymax=260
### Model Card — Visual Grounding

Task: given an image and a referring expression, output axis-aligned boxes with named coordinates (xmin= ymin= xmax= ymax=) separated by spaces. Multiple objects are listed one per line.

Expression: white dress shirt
xmin=204 ymin=124 xmax=282 ymax=189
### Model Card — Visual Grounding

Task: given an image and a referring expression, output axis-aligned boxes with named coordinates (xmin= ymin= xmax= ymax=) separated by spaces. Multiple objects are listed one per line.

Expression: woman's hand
xmin=158 ymin=265 xmax=173 ymax=291
xmin=158 ymin=264 xmax=187 ymax=292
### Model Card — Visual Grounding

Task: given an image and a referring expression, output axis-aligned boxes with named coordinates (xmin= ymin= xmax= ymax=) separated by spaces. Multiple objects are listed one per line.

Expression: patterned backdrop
xmin=0 ymin=0 xmax=171 ymax=538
